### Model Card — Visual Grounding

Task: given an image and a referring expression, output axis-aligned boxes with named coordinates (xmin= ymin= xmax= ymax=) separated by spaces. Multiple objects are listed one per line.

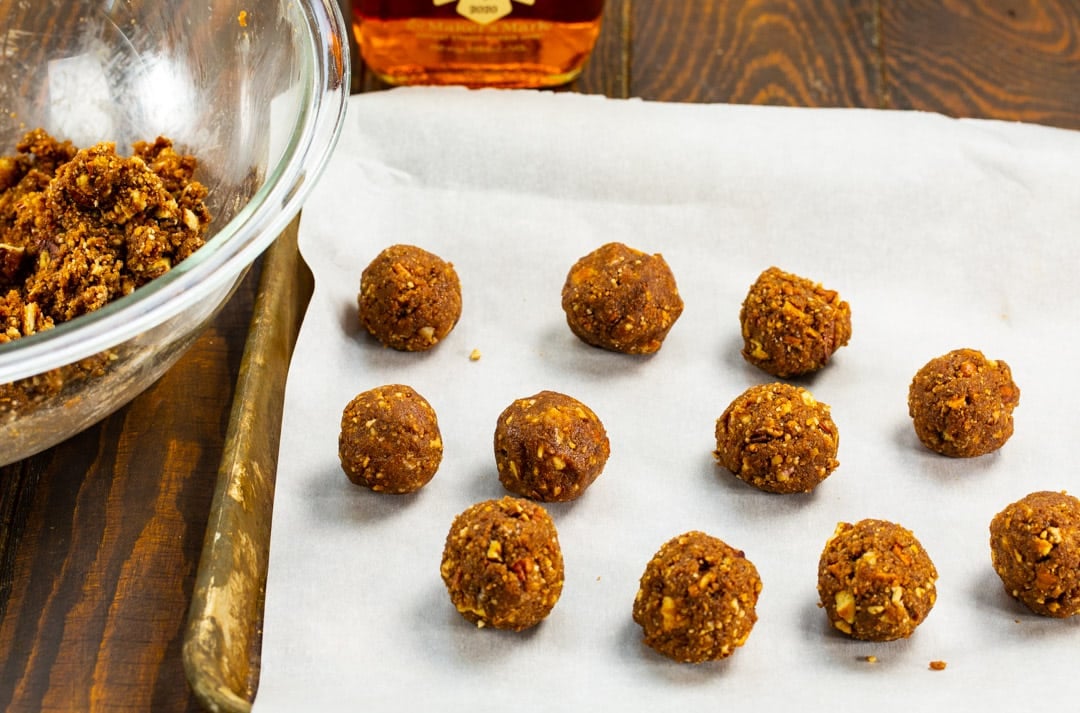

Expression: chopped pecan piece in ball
xmin=561 ymin=242 xmax=683 ymax=354
xmin=714 ymin=382 xmax=839 ymax=494
xmin=633 ymin=531 xmax=762 ymax=663
xmin=817 ymin=519 xmax=938 ymax=641
xmin=990 ymin=491 xmax=1080 ymax=617
xmin=494 ymin=390 xmax=609 ymax=502
xmin=739 ymin=266 xmax=851 ymax=377
xmin=441 ymin=497 xmax=564 ymax=631
xmin=358 ymin=244 xmax=462 ymax=351
xmin=908 ymin=348 xmax=1019 ymax=457
xmin=338 ymin=384 xmax=442 ymax=494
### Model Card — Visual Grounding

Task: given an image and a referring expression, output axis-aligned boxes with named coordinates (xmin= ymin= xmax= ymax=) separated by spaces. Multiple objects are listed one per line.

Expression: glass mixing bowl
xmin=0 ymin=0 xmax=349 ymax=465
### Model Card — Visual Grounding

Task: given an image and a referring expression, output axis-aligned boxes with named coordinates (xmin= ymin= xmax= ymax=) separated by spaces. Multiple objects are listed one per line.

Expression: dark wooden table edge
xmin=182 ymin=216 xmax=313 ymax=713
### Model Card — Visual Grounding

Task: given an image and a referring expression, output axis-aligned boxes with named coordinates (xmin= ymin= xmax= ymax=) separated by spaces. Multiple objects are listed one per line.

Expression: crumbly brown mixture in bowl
xmin=0 ymin=129 xmax=210 ymax=343
xmin=0 ymin=130 xmax=211 ymax=422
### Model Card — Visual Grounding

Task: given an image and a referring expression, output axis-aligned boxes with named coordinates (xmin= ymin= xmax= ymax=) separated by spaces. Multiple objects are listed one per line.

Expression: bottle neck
xmin=355 ymin=0 xmax=605 ymax=24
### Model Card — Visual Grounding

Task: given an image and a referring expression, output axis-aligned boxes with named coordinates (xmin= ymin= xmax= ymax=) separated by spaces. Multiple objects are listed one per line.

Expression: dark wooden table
xmin=2 ymin=1 xmax=1078 ymax=710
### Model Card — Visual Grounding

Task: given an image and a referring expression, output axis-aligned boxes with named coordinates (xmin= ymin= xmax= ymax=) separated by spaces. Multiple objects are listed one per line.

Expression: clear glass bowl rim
xmin=0 ymin=0 xmax=350 ymax=384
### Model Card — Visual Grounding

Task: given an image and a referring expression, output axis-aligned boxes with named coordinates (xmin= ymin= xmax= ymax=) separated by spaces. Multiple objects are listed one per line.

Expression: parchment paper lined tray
xmin=252 ymin=88 xmax=1080 ymax=711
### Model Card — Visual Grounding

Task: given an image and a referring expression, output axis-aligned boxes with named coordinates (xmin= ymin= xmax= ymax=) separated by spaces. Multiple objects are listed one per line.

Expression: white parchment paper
xmin=255 ymin=87 xmax=1080 ymax=712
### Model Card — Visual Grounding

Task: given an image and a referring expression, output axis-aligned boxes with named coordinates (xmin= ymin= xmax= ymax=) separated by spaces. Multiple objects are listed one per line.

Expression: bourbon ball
xmin=739 ymin=266 xmax=852 ymax=378
xmin=714 ymin=382 xmax=839 ymax=494
xmin=908 ymin=348 xmax=1020 ymax=457
xmin=494 ymin=390 xmax=610 ymax=502
xmin=989 ymin=491 xmax=1080 ymax=617
xmin=338 ymin=384 xmax=442 ymax=494
xmin=632 ymin=531 xmax=762 ymax=663
xmin=817 ymin=519 xmax=938 ymax=641
xmin=440 ymin=497 xmax=564 ymax=631
xmin=358 ymin=244 xmax=461 ymax=351
xmin=561 ymin=242 xmax=683 ymax=355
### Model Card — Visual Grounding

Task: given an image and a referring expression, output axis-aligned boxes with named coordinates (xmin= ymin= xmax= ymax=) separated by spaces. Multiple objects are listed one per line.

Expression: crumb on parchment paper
xmin=469 ymin=348 xmax=481 ymax=361
xmin=929 ymin=660 xmax=947 ymax=671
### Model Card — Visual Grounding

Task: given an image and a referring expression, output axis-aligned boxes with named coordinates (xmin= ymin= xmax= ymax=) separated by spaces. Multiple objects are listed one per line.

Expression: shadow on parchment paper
xmin=698 ymin=451 xmax=822 ymax=518
xmin=457 ymin=464 xmax=593 ymax=521
xmin=973 ymin=568 xmax=1025 ymax=619
xmin=534 ymin=324 xmax=663 ymax=382
xmin=971 ymin=569 xmax=1080 ymax=638
xmin=717 ymin=333 xmax=763 ymax=385
xmin=461 ymin=463 xmax=509 ymax=503
xmin=413 ymin=583 xmax=543 ymax=670
xmin=799 ymin=598 xmax=920 ymax=672
xmin=339 ymin=298 xmax=363 ymax=338
xmin=305 ymin=464 xmax=428 ymax=526
xmin=891 ymin=421 xmax=1003 ymax=482
xmin=337 ymin=298 xmax=453 ymax=369
xmin=716 ymin=332 xmax=836 ymax=393
xmin=455 ymin=462 xmax=591 ymax=512
xmin=613 ymin=618 xmax=735 ymax=683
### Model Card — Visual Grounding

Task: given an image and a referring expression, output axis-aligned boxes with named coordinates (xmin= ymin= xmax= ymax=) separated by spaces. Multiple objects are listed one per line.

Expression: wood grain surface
xmin=3 ymin=1 xmax=1080 ymax=710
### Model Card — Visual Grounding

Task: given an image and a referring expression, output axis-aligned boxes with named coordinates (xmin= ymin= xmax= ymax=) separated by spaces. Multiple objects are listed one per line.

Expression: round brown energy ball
xmin=493 ymin=390 xmax=610 ymax=502
xmin=739 ymin=266 xmax=852 ymax=378
xmin=632 ymin=531 xmax=762 ymax=663
xmin=561 ymin=242 xmax=683 ymax=355
xmin=908 ymin=348 xmax=1020 ymax=458
xmin=713 ymin=382 xmax=839 ymax=494
xmin=817 ymin=519 xmax=938 ymax=641
xmin=358 ymin=244 xmax=462 ymax=351
xmin=440 ymin=497 xmax=564 ymax=631
xmin=338 ymin=384 xmax=442 ymax=494
xmin=989 ymin=491 xmax=1080 ymax=617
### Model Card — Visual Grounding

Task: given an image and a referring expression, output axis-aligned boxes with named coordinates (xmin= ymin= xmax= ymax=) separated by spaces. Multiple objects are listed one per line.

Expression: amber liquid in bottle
xmin=352 ymin=0 xmax=605 ymax=88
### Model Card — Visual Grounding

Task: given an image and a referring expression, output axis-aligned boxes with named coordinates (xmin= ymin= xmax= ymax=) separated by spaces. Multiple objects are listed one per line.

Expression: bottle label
xmin=434 ymin=0 xmax=535 ymax=25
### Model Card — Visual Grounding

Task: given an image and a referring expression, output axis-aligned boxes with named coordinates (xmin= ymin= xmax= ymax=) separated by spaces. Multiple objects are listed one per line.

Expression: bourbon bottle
xmin=352 ymin=0 xmax=605 ymax=88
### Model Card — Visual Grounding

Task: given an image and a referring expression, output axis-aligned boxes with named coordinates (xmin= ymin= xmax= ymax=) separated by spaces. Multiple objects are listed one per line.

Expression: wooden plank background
xmin=2 ymin=0 xmax=1079 ymax=710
